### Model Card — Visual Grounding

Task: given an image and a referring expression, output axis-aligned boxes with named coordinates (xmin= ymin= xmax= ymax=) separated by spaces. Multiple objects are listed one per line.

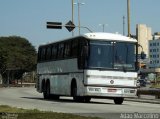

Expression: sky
xmin=0 ymin=0 xmax=160 ymax=49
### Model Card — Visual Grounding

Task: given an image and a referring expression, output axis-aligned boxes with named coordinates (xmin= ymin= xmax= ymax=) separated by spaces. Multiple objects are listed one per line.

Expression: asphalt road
xmin=0 ymin=87 xmax=160 ymax=119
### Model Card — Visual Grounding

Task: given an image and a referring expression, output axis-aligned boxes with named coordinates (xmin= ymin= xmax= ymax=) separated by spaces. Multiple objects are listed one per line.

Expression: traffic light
xmin=46 ymin=22 xmax=62 ymax=29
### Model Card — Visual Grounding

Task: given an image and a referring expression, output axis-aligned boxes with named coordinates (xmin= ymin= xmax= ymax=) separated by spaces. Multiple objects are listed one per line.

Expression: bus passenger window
xmin=57 ymin=43 xmax=64 ymax=59
xmin=46 ymin=47 xmax=51 ymax=60
xmin=64 ymin=42 xmax=71 ymax=58
xmin=37 ymin=48 xmax=42 ymax=62
xmin=51 ymin=45 xmax=57 ymax=60
xmin=71 ymin=40 xmax=78 ymax=58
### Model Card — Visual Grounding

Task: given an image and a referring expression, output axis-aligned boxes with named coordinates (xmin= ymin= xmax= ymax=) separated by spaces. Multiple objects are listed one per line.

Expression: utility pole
xmin=127 ymin=0 xmax=131 ymax=37
xmin=71 ymin=0 xmax=74 ymax=36
xmin=99 ymin=24 xmax=108 ymax=32
xmin=123 ymin=16 xmax=125 ymax=36
xmin=74 ymin=0 xmax=85 ymax=35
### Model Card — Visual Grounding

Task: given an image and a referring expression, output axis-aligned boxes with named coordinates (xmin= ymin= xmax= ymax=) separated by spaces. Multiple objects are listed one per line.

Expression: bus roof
xmin=83 ymin=32 xmax=137 ymax=42
xmin=39 ymin=32 xmax=137 ymax=47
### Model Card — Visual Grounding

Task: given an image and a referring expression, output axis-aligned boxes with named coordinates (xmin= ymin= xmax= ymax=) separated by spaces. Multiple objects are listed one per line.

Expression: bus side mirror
xmin=141 ymin=51 xmax=146 ymax=59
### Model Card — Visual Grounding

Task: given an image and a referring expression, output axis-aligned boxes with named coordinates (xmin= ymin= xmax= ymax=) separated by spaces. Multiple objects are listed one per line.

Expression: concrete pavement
xmin=125 ymin=87 xmax=160 ymax=104
xmin=125 ymin=95 xmax=160 ymax=104
xmin=0 ymin=85 xmax=160 ymax=104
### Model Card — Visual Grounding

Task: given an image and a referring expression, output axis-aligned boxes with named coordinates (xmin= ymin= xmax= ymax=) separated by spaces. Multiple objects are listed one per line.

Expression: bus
xmin=36 ymin=32 xmax=138 ymax=104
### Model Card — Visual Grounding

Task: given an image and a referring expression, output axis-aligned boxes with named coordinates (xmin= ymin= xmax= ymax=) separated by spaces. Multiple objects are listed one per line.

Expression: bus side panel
xmin=50 ymin=74 xmax=71 ymax=95
xmin=37 ymin=65 xmax=90 ymax=97
xmin=37 ymin=59 xmax=84 ymax=96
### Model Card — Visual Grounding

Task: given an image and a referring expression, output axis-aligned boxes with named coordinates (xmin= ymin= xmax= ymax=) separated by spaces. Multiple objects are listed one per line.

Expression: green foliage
xmin=0 ymin=105 xmax=100 ymax=119
xmin=0 ymin=36 xmax=37 ymax=71
xmin=0 ymin=36 xmax=37 ymax=83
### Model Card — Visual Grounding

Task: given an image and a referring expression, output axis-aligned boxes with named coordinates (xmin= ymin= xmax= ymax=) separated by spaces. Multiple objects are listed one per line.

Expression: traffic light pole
xmin=47 ymin=24 xmax=93 ymax=33
xmin=127 ymin=0 xmax=131 ymax=37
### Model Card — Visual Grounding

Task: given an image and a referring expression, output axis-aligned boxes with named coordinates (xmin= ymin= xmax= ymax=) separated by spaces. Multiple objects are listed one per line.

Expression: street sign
xmin=65 ymin=20 xmax=75 ymax=32
xmin=46 ymin=22 xmax=62 ymax=29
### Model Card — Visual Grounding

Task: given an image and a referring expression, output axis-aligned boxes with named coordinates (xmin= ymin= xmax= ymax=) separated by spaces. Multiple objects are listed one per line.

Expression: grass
xmin=149 ymin=77 xmax=160 ymax=88
xmin=151 ymin=83 xmax=160 ymax=88
xmin=0 ymin=105 xmax=100 ymax=119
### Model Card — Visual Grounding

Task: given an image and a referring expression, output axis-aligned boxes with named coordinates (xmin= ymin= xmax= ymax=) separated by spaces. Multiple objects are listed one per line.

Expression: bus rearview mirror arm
xmin=137 ymin=44 xmax=146 ymax=59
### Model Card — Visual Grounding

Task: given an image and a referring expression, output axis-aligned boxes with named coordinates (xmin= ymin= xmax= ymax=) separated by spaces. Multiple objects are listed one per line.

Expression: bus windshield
xmin=87 ymin=40 xmax=136 ymax=71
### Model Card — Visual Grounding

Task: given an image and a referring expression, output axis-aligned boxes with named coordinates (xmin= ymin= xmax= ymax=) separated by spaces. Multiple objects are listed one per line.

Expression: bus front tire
xmin=51 ymin=95 xmax=60 ymax=100
xmin=72 ymin=84 xmax=83 ymax=102
xmin=72 ymin=87 xmax=79 ymax=102
xmin=71 ymin=80 xmax=91 ymax=103
xmin=84 ymin=97 xmax=91 ymax=103
xmin=114 ymin=97 xmax=124 ymax=105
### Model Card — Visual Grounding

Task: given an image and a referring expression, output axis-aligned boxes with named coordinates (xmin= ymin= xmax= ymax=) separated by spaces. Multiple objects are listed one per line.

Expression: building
xmin=154 ymin=32 xmax=160 ymax=39
xmin=149 ymin=33 xmax=160 ymax=68
xmin=136 ymin=24 xmax=152 ymax=57
xmin=138 ymin=32 xmax=160 ymax=82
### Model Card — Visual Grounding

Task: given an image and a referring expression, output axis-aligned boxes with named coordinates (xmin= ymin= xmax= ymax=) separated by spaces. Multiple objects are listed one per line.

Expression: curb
xmin=0 ymin=83 xmax=35 ymax=88
xmin=125 ymin=98 xmax=160 ymax=104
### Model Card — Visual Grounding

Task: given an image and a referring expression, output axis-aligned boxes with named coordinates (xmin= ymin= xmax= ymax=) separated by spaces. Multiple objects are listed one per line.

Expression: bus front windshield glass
xmin=87 ymin=40 xmax=136 ymax=71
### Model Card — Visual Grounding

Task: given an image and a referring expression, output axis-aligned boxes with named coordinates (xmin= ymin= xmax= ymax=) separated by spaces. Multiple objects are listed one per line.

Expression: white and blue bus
xmin=36 ymin=32 xmax=138 ymax=104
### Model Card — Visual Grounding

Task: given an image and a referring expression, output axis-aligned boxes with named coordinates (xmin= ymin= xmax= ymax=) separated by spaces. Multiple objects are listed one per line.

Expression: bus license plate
xmin=124 ymin=89 xmax=130 ymax=94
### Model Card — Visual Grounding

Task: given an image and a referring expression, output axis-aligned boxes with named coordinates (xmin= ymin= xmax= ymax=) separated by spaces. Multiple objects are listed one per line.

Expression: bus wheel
xmin=72 ymin=86 xmax=78 ymax=102
xmin=84 ymin=97 xmax=91 ymax=103
xmin=71 ymin=80 xmax=78 ymax=102
xmin=114 ymin=97 xmax=124 ymax=105
xmin=43 ymin=82 xmax=51 ymax=99
xmin=72 ymin=84 xmax=82 ymax=102
xmin=52 ymin=95 xmax=60 ymax=100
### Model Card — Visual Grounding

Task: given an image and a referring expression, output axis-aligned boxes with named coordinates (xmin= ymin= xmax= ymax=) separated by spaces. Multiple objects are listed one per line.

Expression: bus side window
xmin=38 ymin=48 xmax=42 ymax=62
xmin=71 ymin=39 xmax=78 ymax=58
xmin=57 ymin=43 xmax=65 ymax=59
xmin=46 ymin=46 xmax=51 ymax=60
xmin=64 ymin=41 xmax=71 ymax=58
xmin=41 ymin=47 xmax=46 ymax=61
xmin=51 ymin=45 xmax=57 ymax=60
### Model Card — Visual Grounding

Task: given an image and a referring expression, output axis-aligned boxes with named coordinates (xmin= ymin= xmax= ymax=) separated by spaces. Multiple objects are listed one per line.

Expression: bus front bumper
xmin=84 ymin=86 xmax=137 ymax=98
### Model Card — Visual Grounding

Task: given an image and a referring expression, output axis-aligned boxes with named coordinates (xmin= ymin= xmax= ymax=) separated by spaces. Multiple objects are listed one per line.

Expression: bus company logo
xmin=110 ymin=80 xmax=114 ymax=84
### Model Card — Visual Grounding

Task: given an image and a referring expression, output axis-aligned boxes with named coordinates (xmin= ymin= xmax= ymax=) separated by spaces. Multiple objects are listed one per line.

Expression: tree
xmin=0 ymin=36 xmax=37 ymax=84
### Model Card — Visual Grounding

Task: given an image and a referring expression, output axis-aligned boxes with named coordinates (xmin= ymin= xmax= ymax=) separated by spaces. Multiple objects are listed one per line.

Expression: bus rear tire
xmin=43 ymin=81 xmax=51 ymax=99
xmin=114 ymin=97 xmax=124 ymax=105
